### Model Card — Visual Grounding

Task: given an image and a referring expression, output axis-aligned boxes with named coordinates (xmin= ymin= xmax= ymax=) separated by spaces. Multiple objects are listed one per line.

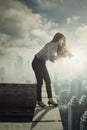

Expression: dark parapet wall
xmin=0 ymin=83 xmax=36 ymax=122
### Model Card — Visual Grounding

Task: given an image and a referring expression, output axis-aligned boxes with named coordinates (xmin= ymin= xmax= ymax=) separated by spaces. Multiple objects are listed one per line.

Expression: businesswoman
xmin=32 ymin=32 xmax=68 ymax=107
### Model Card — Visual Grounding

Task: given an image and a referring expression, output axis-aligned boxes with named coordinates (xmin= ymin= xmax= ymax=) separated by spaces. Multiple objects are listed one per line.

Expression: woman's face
xmin=58 ymin=37 xmax=65 ymax=46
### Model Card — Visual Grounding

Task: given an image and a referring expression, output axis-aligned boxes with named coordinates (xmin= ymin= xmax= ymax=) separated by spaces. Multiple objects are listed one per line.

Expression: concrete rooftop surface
xmin=0 ymin=85 xmax=63 ymax=130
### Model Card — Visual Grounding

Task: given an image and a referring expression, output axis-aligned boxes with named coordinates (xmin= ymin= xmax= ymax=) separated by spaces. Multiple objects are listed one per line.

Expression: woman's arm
xmin=49 ymin=52 xmax=67 ymax=62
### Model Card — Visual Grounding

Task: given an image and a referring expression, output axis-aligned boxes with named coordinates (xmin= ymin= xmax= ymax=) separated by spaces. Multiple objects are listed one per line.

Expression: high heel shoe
xmin=48 ymin=101 xmax=58 ymax=106
xmin=38 ymin=101 xmax=46 ymax=108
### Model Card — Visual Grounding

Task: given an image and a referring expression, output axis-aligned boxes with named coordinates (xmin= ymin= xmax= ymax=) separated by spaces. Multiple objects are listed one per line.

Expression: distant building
xmin=68 ymin=96 xmax=79 ymax=130
xmin=71 ymin=79 xmax=82 ymax=100
xmin=59 ymin=90 xmax=71 ymax=104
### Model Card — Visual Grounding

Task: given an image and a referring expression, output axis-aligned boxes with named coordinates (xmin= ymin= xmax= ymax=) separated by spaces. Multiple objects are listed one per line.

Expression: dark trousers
xmin=32 ymin=57 xmax=52 ymax=101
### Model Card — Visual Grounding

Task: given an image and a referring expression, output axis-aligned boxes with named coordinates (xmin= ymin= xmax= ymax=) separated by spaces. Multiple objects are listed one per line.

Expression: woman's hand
xmin=49 ymin=52 xmax=68 ymax=62
xmin=58 ymin=51 xmax=67 ymax=58
xmin=49 ymin=54 xmax=63 ymax=62
xmin=49 ymin=57 xmax=56 ymax=62
xmin=60 ymin=52 xmax=67 ymax=58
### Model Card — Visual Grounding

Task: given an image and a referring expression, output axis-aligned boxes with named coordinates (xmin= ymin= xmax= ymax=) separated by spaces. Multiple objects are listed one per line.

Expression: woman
xmin=32 ymin=32 xmax=68 ymax=107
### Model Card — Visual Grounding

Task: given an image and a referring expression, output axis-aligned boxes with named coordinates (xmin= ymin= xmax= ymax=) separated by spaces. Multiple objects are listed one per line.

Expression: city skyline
xmin=0 ymin=0 xmax=87 ymax=83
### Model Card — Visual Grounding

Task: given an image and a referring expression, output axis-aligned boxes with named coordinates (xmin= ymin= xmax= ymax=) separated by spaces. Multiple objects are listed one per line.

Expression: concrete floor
xmin=0 ymin=86 xmax=63 ymax=130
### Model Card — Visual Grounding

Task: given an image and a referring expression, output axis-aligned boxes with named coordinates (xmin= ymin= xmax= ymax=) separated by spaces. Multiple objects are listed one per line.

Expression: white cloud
xmin=0 ymin=0 xmax=60 ymax=48
xmin=6 ymin=8 xmax=42 ymax=38
xmin=75 ymin=25 xmax=87 ymax=36
xmin=75 ymin=25 xmax=87 ymax=44
xmin=67 ymin=16 xmax=81 ymax=24
xmin=0 ymin=0 xmax=43 ymax=47
xmin=36 ymin=0 xmax=60 ymax=10
xmin=31 ymin=20 xmax=59 ymax=37
xmin=43 ymin=21 xmax=59 ymax=30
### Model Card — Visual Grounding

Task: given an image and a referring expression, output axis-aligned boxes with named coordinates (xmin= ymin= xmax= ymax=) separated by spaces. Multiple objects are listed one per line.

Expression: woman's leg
xmin=43 ymin=64 xmax=52 ymax=98
xmin=35 ymin=72 xmax=43 ymax=101
xmin=32 ymin=57 xmax=44 ymax=101
xmin=32 ymin=57 xmax=58 ymax=106
xmin=43 ymin=65 xmax=58 ymax=106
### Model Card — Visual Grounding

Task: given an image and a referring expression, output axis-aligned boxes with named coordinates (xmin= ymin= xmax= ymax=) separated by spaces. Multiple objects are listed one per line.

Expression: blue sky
xmin=21 ymin=0 xmax=87 ymax=24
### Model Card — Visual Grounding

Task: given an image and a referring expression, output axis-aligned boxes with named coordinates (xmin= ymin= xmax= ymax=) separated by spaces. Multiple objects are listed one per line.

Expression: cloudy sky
xmin=0 ymin=0 xmax=87 ymax=82
xmin=0 ymin=0 xmax=87 ymax=50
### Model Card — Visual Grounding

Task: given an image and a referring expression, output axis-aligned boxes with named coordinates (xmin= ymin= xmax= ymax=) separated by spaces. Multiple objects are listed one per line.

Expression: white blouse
xmin=35 ymin=42 xmax=58 ymax=61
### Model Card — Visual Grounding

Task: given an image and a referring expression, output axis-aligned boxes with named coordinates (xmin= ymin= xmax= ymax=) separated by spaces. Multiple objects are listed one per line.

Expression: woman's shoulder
xmin=43 ymin=41 xmax=57 ymax=49
xmin=46 ymin=41 xmax=55 ymax=46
